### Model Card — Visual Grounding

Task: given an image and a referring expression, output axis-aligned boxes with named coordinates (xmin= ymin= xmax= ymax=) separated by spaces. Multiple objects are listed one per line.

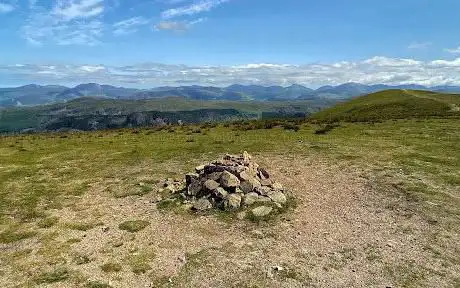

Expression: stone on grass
xmin=243 ymin=192 xmax=259 ymax=206
xmin=225 ymin=194 xmax=242 ymax=210
xmin=267 ymin=191 xmax=287 ymax=205
xmin=251 ymin=206 xmax=273 ymax=217
xmin=185 ymin=173 xmax=199 ymax=185
xmin=271 ymin=182 xmax=284 ymax=191
xmin=193 ymin=198 xmax=212 ymax=211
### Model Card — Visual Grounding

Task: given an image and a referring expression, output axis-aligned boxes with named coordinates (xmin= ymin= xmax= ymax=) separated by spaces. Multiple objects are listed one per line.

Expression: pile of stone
xmin=175 ymin=151 xmax=287 ymax=216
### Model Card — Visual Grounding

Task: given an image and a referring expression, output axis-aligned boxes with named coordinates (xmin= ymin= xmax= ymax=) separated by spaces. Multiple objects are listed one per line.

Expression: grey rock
xmin=271 ymin=182 xmax=283 ymax=191
xmin=236 ymin=211 xmax=247 ymax=220
xmin=204 ymin=179 xmax=220 ymax=191
xmin=255 ymin=186 xmax=271 ymax=196
xmin=164 ymin=185 xmax=176 ymax=194
xmin=185 ymin=173 xmax=199 ymax=185
xmin=240 ymin=177 xmax=261 ymax=193
xmin=187 ymin=180 xmax=202 ymax=196
xmin=214 ymin=187 xmax=228 ymax=199
xmin=220 ymin=171 xmax=240 ymax=188
xmin=257 ymin=196 xmax=272 ymax=202
xmin=259 ymin=178 xmax=272 ymax=186
xmin=258 ymin=167 xmax=270 ymax=179
xmin=238 ymin=170 xmax=252 ymax=181
xmin=193 ymin=198 xmax=212 ymax=211
xmin=251 ymin=206 xmax=273 ymax=217
xmin=242 ymin=151 xmax=251 ymax=163
xmin=224 ymin=194 xmax=242 ymax=210
xmin=207 ymin=172 xmax=223 ymax=181
xmin=267 ymin=191 xmax=287 ymax=205
xmin=243 ymin=192 xmax=259 ymax=206
xmin=195 ymin=165 xmax=205 ymax=173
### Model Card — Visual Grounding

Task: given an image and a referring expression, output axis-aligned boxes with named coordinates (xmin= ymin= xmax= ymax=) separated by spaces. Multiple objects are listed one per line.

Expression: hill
xmin=310 ymin=89 xmax=460 ymax=123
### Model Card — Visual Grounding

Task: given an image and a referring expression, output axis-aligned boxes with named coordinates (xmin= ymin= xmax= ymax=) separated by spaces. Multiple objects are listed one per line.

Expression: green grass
xmin=118 ymin=220 xmax=150 ymax=233
xmin=100 ymin=263 xmax=122 ymax=273
xmin=311 ymin=90 xmax=460 ymax=123
xmin=34 ymin=267 xmax=70 ymax=284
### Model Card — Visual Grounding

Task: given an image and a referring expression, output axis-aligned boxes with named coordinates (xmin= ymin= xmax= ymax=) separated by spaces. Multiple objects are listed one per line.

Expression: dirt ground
xmin=2 ymin=153 xmax=459 ymax=287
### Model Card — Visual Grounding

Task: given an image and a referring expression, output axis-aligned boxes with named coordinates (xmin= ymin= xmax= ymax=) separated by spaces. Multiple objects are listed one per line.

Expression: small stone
xmin=240 ymin=177 xmax=261 ymax=193
xmin=102 ymin=227 xmax=110 ymax=233
xmin=195 ymin=165 xmax=205 ymax=173
xmin=257 ymin=196 xmax=272 ymax=202
xmin=242 ymin=192 xmax=259 ymax=206
xmin=187 ymin=180 xmax=202 ymax=196
xmin=185 ymin=173 xmax=199 ymax=185
xmin=164 ymin=185 xmax=176 ymax=194
xmin=238 ymin=171 xmax=252 ymax=181
xmin=255 ymin=186 xmax=271 ymax=196
xmin=258 ymin=168 xmax=270 ymax=179
xmin=272 ymin=266 xmax=284 ymax=272
xmin=224 ymin=194 xmax=242 ymax=210
xmin=220 ymin=171 xmax=240 ymax=188
xmin=251 ymin=206 xmax=273 ymax=217
xmin=214 ymin=187 xmax=228 ymax=199
xmin=193 ymin=198 xmax=212 ymax=211
xmin=204 ymin=179 xmax=220 ymax=191
xmin=259 ymin=178 xmax=272 ymax=186
xmin=271 ymin=182 xmax=283 ymax=191
xmin=242 ymin=151 xmax=251 ymax=163
xmin=267 ymin=191 xmax=287 ymax=205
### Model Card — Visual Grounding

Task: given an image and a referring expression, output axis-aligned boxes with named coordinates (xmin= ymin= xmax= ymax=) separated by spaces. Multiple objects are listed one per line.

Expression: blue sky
xmin=1 ymin=0 xmax=460 ymax=87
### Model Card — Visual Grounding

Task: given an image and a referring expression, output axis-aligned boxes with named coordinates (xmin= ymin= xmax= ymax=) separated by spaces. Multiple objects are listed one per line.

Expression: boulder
xmin=267 ymin=191 xmax=287 ymax=205
xmin=254 ymin=186 xmax=271 ymax=196
xmin=271 ymin=182 xmax=284 ymax=191
xmin=240 ymin=177 xmax=261 ymax=193
xmin=195 ymin=165 xmax=205 ymax=173
xmin=259 ymin=178 xmax=272 ymax=186
xmin=193 ymin=198 xmax=212 ymax=211
xmin=224 ymin=194 xmax=242 ymax=210
xmin=220 ymin=171 xmax=240 ymax=188
xmin=251 ymin=206 xmax=273 ymax=217
xmin=187 ymin=180 xmax=202 ymax=196
xmin=186 ymin=173 xmax=199 ymax=185
xmin=207 ymin=172 xmax=223 ymax=181
xmin=214 ymin=187 xmax=228 ymax=199
xmin=243 ymin=192 xmax=259 ymax=206
xmin=204 ymin=179 xmax=220 ymax=191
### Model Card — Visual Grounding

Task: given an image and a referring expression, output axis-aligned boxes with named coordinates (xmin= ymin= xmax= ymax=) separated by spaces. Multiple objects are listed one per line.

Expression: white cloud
xmin=0 ymin=2 xmax=15 ymax=13
xmin=3 ymin=57 xmax=460 ymax=87
xmin=22 ymin=0 xmax=104 ymax=45
xmin=161 ymin=0 xmax=229 ymax=19
xmin=445 ymin=46 xmax=460 ymax=54
xmin=408 ymin=41 xmax=432 ymax=49
xmin=113 ymin=16 xmax=149 ymax=35
xmin=52 ymin=0 xmax=104 ymax=21
xmin=154 ymin=18 xmax=205 ymax=31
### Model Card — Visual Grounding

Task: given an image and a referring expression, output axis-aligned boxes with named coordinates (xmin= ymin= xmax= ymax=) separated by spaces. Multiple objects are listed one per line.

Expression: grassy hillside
xmin=0 ymin=97 xmax=332 ymax=133
xmin=0 ymin=117 xmax=459 ymax=287
xmin=310 ymin=89 xmax=460 ymax=123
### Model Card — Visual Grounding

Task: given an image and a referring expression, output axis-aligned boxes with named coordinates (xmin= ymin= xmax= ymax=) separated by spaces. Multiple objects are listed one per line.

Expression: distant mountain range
xmin=1 ymin=82 xmax=460 ymax=107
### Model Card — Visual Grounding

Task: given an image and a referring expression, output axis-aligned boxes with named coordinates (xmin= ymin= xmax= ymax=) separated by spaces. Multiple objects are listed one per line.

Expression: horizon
xmin=1 ymin=1 xmax=460 ymax=87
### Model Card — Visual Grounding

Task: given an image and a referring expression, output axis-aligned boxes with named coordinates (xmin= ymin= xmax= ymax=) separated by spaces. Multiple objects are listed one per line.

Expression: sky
xmin=1 ymin=0 xmax=460 ymax=87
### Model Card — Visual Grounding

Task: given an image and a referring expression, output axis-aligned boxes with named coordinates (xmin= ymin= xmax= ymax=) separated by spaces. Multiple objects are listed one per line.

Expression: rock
xmin=258 ymin=167 xmax=270 ymax=179
xmin=207 ymin=172 xmax=223 ymax=181
xmin=187 ymin=180 xmax=202 ymax=196
xmin=204 ymin=179 xmax=220 ymax=191
xmin=259 ymin=178 xmax=272 ymax=186
xmin=267 ymin=191 xmax=287 ymax=205
xmin=271 ymin=182 xmax=283 ymax=191
xmin=242 ymin=192 xmax=259 ymax=206
xmin=251 ymin=206 xmax=273 ymax=217
xmin=240 ymin=177 xmax=261 ymax=193
xmin=204 ymin=164 xmax=226 ymax=174
xmin=225 ymin=194 xmax=242 ymax=210
xmin=220 ymin=171 xmax=240 ymax=188
xmin=195 ymin=165 xmax=205 ymax=173
xmin=238 ymin=170 xmax=252 ymax=181
xmin=254 ymin=186 xmax=271 ymax=196
xmin=242 ymin=151 xmax=251 ymax=163
xmin=164 ymin=185 xmax=176 ymax=194
xmin=214 ymin=187 xmax=228 ymax=199
xmin=193 ymin=198 xmax=212 ymax=211
xmin=257 ymin=196 xmax=272 ymax=203
xmin=185 ymin=173 xmax=199 ymax=185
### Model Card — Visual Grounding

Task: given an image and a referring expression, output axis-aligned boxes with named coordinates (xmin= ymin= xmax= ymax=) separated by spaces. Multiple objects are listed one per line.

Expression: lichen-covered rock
xmin=240 ymin=177 xmax=261 ymax=193
xmin=204 ymin=179 xmax=220 ymax=191
xmin=242 ymin=192 xmax=259 ymax=206
xmin=251 ymin=206 xmax=273 ymax=217
xmin=267 ymin=191 xmax=287 ymax=205
xmin=220 ymin=171 xmax=240 ymax=188
xmin=187 ymin=180 xmax=202 ymax=196
xmin=225 ymin=194 xmax=242 ymax=210
xmin=193 ymin=198 xmax=212 ymax=211
xmin=214 ymin=187 xmax=228 ymax=199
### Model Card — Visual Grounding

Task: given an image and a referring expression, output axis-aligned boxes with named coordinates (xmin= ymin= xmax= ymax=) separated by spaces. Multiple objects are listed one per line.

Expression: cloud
xmin=3 ymin=56 xmax=460 ymax=87
xmin=154 ymin=18 xmax=205 ymax=31
xmin=408 ymin=41 xmax=432 ymax=49
xmin=52 ymin=0 xmax=104 ymax=21
xmin=445 ymin=46 xmax=460 ymax=54
xmin=0 ymin=2 xmax=15 ymax=13
xmin=22 ymin=0 xmax=104 ymax=45
xmin=113 ymin=16 xmax=149 ymax=35
xmin=161 ymin=0 xmax=229 ymax=19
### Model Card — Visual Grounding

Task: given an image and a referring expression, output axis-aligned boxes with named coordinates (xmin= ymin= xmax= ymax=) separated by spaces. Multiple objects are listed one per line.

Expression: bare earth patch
xmin=1 ymin=154 xmax=458 ymax=287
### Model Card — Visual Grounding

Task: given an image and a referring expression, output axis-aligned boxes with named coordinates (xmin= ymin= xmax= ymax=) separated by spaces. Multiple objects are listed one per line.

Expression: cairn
xmin=165 ymin=151 xmax=287 ymax=217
